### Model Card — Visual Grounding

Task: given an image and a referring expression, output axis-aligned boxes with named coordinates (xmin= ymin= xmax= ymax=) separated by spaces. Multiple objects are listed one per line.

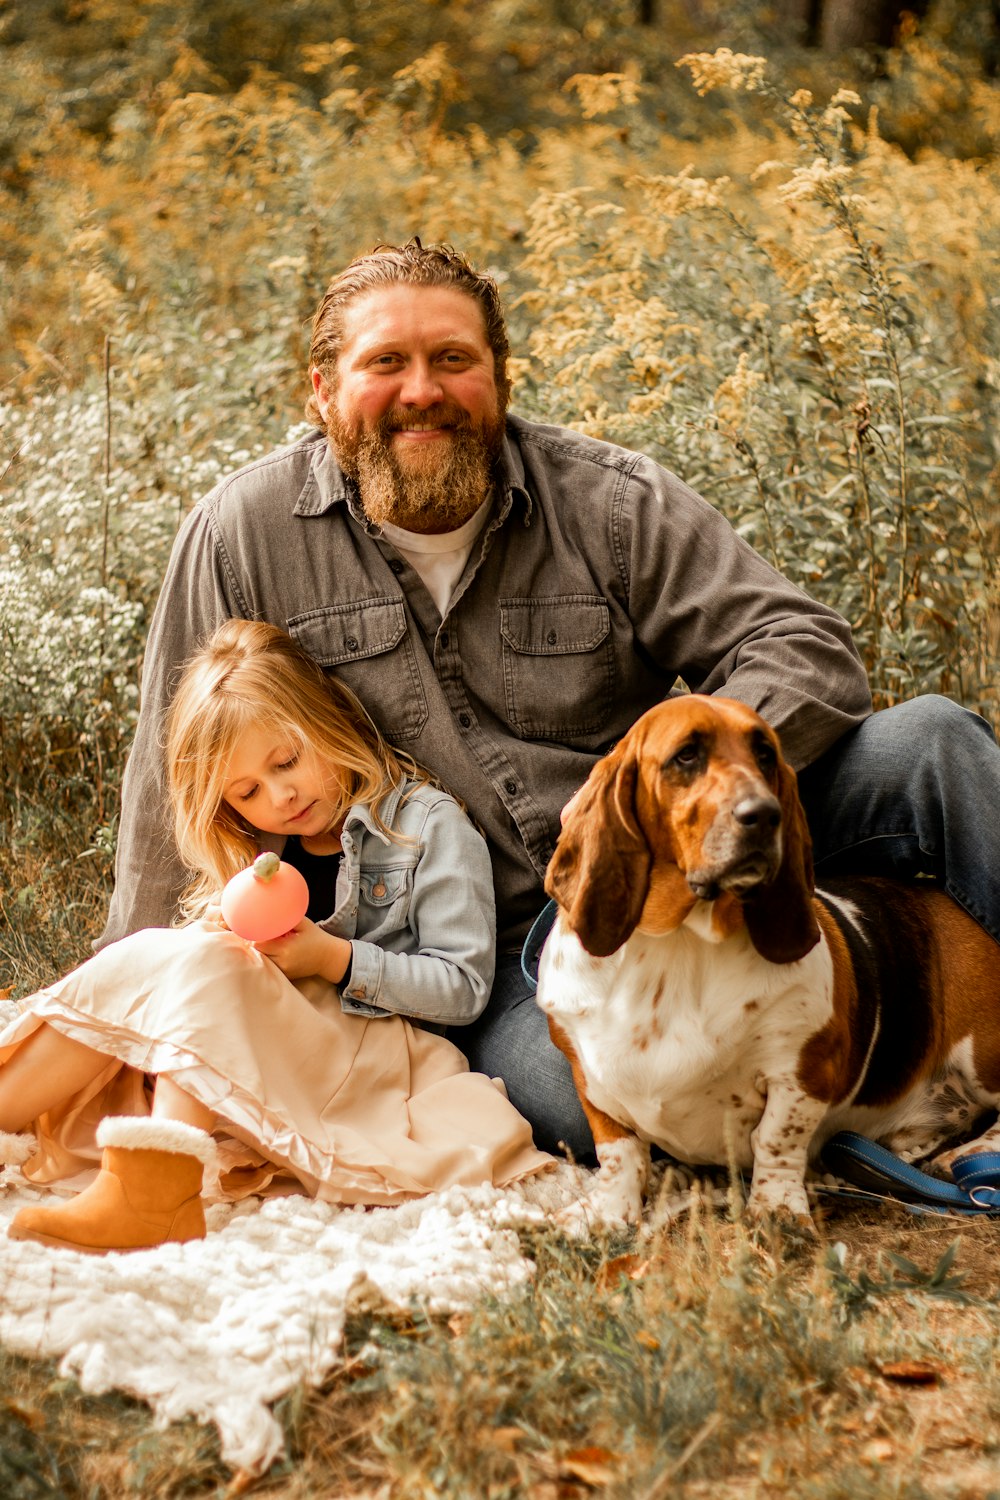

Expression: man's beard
xmin=326 ymin=399 xmax=506 ymax=533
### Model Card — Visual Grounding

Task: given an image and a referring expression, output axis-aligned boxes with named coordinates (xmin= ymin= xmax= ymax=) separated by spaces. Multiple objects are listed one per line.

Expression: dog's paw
xmin=747 ymin=1183 xmax=815 ymax=1235
xmin=556 ymin=1184 xmax=642 ymax=1237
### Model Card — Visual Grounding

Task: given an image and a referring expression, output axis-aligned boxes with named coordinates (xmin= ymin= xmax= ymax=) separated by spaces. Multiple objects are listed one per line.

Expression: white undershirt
xmin=379 ymin=497 xmax=492 ymax=618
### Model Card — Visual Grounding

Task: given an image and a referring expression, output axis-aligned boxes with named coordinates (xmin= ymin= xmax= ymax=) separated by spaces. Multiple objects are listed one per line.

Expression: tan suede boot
xmin=7 ymin=1116 xmax=216 ymax=1254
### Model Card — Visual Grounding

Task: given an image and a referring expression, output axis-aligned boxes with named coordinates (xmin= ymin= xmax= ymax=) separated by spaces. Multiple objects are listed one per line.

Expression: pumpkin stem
xmin=252 ymin=851 xmax=281 ymax=883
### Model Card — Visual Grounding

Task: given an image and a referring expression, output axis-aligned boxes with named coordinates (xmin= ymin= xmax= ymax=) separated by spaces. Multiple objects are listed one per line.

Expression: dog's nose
xmin=732 ymin=795 xmax=781 ymax=831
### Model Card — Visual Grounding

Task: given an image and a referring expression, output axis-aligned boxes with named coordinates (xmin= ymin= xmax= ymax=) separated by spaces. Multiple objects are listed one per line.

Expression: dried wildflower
xmin=810 ymin=296 xmax=855 ymax=349
xmin=677 ymin=49 xmax=768 ymax=97
xmin=777 ymin=157 xmax=854 ymax=204
xmin=638 ymin=167 xmax=730 ymax=216
xmin=563 ymin=72 xmax=641 ymax=119
xmin=713 ymin=354 xmax=765 ymax=437
xmin=831 ymin=89 xmax=862 ymax=108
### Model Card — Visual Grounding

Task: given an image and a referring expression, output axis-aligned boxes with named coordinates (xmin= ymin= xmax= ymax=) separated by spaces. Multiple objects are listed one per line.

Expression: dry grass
xmin=2 ymin=1200 xmax=999 ymax=1498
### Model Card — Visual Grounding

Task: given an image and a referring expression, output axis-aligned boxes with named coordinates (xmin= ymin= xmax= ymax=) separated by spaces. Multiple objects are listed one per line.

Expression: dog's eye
xmin=670 ymin=742 xmax=701 ymax=770
xmin=755 ymin=741 xmax=778 ymax=774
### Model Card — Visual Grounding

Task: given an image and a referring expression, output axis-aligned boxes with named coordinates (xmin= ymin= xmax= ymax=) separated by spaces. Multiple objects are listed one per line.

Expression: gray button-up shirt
xmin=102 ymin=414 xmax=872 ymax=956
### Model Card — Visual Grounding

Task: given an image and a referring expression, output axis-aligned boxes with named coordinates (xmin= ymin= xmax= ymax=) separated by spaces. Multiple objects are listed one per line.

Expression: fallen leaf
xmin=488 ymin=1425 xmax=526 ymax=1452
xmin=595 ymin=1254 xmax=663 ymax=1288
xmin=224 ymin=1471 xmax=257 ymax=1497
xmin=534 ymin=1446 xmax=621 ymax=1487
xmin=561 ymin=1446 xmax=620 ymax=1486
xmin=596 ymin=1255 xmax=645 ymax=1288
xmin=880 ymin=1360 xmax=943 ymax=1385
xmin=1 ymin=1398 xmax=45 ymax=1431
xmin=0 ymin=986 xmax=14 ymax=1001
xmin=636 ymin=1330 xmax=660 ymax=1352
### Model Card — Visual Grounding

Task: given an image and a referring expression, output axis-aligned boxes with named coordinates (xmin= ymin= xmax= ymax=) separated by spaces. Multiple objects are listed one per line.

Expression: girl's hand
xmin=253 ymin=919 xmax=352 ymax=984
xmin=200 ymin=894 xmax=229 ymax=932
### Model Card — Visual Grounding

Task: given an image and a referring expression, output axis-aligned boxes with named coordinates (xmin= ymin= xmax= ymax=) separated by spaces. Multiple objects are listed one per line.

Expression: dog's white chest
xmin=538 ymin=914 xmax=830 ymax=1165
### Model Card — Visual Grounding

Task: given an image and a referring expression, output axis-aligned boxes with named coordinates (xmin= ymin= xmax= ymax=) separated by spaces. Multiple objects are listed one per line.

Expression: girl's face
xmin=222 ymin=724 xmax=341 ymax=840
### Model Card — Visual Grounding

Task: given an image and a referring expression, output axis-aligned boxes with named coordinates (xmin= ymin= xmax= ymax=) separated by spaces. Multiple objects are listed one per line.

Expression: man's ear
xmin=545 ymin=744 xmax=650 ymax=958
xmin=311 ymin=367 xmax=332 ymax=422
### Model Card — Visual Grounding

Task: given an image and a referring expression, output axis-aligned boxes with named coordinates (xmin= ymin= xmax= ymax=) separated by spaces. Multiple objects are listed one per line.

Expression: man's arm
xmin=98 ymin=508 xmax=240 ymax=946
xmin=622 ymin=457 xmax=872 ymax=769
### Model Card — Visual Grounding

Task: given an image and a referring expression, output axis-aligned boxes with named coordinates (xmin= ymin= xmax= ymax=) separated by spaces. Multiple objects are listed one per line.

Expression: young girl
xmin=0 ymin=620 xmax=550 ymax=1253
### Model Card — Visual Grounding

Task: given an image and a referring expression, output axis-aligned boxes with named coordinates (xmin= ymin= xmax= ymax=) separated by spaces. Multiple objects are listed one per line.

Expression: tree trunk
xmin=820 ymin=0 xmax=899 ymax=49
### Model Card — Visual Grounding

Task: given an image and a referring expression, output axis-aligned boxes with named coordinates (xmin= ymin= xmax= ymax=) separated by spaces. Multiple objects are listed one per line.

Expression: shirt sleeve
xmin=620 ymin=456 xmax=873 ymax=769
xmin=97 ymin=506 xmax=242 ymax=946
xmin=337 ymin=796 xmax=496 ymax=1026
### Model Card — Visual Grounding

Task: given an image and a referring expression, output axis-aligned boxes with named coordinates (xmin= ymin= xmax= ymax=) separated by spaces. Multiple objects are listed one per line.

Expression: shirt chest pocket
xmin=288 ymin=599 xmax=427 ymax=743
xmin=499 ymin=596 xmax=613 ymax=740
xmin=357 ymin=866 xmax=413 ymax=941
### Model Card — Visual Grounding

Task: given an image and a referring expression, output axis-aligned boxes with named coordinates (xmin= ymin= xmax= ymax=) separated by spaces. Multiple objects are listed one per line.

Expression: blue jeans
xmin=454 ymin=696 xmax=1000 ymax=1159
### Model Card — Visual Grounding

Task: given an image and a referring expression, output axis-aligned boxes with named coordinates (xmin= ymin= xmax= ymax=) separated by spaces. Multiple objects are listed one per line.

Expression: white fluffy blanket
xmin=0 ymin=1155 xmax=594 ymax=1473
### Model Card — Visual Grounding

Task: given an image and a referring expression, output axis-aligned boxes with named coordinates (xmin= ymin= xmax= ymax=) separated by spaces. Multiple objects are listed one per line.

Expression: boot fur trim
xmin=0 ymin=1130 xmax=35 ymax=1166
xmin=96 ymin=1115 xmax=217 ymax=1168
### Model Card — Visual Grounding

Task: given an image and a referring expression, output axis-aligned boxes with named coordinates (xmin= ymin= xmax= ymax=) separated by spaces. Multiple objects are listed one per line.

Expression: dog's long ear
xmin=742 ymin=752 xmax=820 ymax=964
xmin=545 ymin=745 xmax=651 ymax=957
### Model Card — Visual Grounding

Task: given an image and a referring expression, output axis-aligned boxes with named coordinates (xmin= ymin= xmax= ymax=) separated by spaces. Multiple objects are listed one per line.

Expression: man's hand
xmin=253 ymin=919 xmax=353 ymax=985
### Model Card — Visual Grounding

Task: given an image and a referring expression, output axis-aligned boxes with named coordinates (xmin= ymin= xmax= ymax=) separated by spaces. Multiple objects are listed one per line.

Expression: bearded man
xmin=103 ymin=240 xmax=1000 ymax=1157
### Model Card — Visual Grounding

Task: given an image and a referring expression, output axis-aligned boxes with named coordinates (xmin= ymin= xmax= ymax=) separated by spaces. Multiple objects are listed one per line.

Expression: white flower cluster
xmin=1 ymin=377 xmax=280 ymax=784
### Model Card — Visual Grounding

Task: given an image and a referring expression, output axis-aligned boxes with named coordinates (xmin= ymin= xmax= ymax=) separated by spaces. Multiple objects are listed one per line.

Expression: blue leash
xmin=821 ymin=1132 xmax=1000 ymax=1216
xmin=520 ymin=902 xmax=1000 ymax=1216
xmin=521 ymin=897 xmax=557 ymax=993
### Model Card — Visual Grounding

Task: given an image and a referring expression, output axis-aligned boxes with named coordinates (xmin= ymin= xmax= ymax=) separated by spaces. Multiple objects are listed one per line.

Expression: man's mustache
xmin=375 ymin=403 xmax=475 ymax=437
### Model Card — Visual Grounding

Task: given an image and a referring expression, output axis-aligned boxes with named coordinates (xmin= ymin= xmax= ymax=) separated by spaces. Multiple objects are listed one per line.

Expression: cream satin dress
xmin=0 ymin=924 xmax=551 ymax=1204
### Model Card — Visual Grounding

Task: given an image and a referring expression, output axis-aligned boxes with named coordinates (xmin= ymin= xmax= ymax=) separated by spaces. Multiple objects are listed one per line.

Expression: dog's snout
xmin=732 ymin=795 xmax=781 ymax=832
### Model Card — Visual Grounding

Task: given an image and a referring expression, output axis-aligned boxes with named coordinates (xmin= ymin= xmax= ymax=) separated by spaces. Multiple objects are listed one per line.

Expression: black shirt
xmin=280 ymin=837 xmax=342 ymax=923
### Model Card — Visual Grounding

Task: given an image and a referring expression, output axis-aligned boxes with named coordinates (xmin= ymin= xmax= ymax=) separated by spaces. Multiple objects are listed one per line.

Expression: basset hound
xmin=537 ymin=695 xmax=1000 ymax=1228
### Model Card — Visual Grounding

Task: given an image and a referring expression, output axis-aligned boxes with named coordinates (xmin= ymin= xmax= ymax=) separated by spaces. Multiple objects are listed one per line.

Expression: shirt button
xmin=439 ymin=632 xmax=450 ymax=650
xmin=547 ymin=630 xmax=558 ymax=645
xmin=458 ymin=712 xmax=472 ymax=729
xmin=504 ymin=779 xmax=517 ymax=796
xmin=346 ymin=636 xmax=359 ymax=651
xmin=389 ymin=559 xmax=404 ymax=575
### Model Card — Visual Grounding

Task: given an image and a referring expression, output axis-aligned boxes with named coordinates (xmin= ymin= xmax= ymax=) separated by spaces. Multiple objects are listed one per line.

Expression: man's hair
xmin=305 ymin=238 xmax=510 ymax=424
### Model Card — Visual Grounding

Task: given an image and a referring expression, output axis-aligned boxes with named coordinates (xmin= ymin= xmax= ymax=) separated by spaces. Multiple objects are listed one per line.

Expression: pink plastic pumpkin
xmin=221 ymin=851 xmax=309 ymax=941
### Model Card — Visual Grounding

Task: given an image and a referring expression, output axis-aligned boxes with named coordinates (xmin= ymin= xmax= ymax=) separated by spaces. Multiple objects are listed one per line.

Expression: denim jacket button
xmin=372 ymin=880 xmax=387 ymax=899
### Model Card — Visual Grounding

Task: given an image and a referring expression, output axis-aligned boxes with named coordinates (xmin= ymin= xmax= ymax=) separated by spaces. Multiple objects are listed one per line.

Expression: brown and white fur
xmin=538 ymin=695 xmax=1000 ymax=1229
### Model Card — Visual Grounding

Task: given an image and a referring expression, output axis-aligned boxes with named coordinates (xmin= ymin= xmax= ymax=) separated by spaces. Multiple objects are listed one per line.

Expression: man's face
xmin=312 ymin=284 xmax=507 ymax=534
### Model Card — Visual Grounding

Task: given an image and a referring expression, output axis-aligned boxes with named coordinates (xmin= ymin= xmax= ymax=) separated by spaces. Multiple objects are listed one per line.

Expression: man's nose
xmin=398 ymin=358 xmax=444 ymax=407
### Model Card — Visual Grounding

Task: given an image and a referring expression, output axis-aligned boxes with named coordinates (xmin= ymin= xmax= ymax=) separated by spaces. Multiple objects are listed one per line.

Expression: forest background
xmin=1 ymin=3 xmax=1000 ymax=1495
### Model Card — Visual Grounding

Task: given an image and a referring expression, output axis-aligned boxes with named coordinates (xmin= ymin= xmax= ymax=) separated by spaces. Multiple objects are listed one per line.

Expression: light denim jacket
xmin=262 ymin=780 xmax=495 ymax=1026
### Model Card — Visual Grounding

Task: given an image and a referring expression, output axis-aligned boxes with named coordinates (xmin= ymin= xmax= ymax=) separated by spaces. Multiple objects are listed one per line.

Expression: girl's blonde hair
xmin=166 ymin=619 xmax=425 ymax=917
